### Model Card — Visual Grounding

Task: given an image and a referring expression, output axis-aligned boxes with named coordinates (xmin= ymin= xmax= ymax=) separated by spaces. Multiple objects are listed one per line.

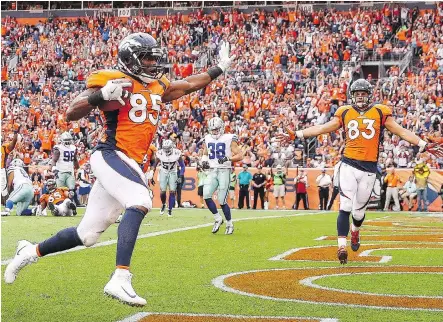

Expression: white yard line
xmin=1 ymin=211 xmax=324 ymax=266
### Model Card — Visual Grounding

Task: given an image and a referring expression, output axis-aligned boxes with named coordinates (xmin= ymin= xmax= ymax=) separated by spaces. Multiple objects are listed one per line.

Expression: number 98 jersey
xmin=204 ymin=133 xmax=237 ymax=169
xmin=54 ymin=144 xmax=76 ymax=173
xmin=86 ymin=70 xmax=170 ymax=164
xmin=334 ymin=104 xmax=392 ymax=166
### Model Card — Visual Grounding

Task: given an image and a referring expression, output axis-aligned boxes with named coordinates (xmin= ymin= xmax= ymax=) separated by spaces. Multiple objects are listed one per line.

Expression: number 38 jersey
xmin=334 ymin=104 xmax=392 ymax=173
xmin=54 ymin=144 xmax=76 ymax=173
xmin=86 ymin=70 xmax=170 ymax=164
xmin=204 ymin=133 xmax=237 ymax=169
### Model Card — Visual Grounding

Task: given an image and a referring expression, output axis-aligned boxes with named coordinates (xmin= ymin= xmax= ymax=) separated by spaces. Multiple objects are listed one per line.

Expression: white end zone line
xmin=211 ymin=267 xmax=443 ymax=312
xmin=1 ymin=211 xmax=324 ymax=266
xmin=118 ymin=312 xmax=339 ymax=322
xmin=268 ymin=244 xmax=421 ymax=263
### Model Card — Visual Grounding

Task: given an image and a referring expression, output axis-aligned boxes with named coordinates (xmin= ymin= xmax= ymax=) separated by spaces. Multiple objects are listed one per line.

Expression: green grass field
xmin=1 ymin=209 xmax=443 ymax=322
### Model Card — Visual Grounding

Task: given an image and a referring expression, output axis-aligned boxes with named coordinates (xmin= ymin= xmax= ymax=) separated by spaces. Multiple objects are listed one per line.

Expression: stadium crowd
xmin=1 ymin=3 xmax=443 ymax=190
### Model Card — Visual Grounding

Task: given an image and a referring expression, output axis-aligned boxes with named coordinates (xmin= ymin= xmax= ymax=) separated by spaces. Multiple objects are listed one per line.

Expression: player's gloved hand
xmin=418 ymin=139 xmax=443 ymax=158
xmin=217 ymin=41 xmax=236 ymax=72
xmin=424 ymin=142 xmax=443 ymax=158
xmin=68 ymin=191 xmax=75 ymax=199
xmin=177 ymin=177 xmax=182 ymax=184
xmin=88 ymin=78 xmax=132 ymax=106
xmin=146 ymin=170 xmax=154 ymax=180
xmin=202 ymin=161 xmax=210 ymax=170
xmin=218 ymin=156 xmax=230 ymax=164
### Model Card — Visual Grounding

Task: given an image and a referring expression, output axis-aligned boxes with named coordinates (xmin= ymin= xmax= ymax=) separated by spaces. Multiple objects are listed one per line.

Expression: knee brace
xmin=339 ymin=196 xmax=353 ymax=212
xmin=352 ymin=209 xmax=365 ymax=222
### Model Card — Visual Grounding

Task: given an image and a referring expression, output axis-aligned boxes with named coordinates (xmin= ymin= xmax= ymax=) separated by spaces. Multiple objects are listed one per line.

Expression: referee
xmin=316 ymin=168 xmax=332 ymax=210
xmin=252 ymin=165 xmax=266 ymax=209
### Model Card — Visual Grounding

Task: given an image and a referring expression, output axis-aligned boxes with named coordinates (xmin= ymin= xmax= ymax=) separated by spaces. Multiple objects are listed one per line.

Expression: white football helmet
xmin=60 ymin=132 xmax=73 ymax=147
xmin=208 ymin=117 xmax=224 ymax=140
xmin=10 ymin=159 xmax=24 ymax=168
xmin=162 ymin=139 xmax=174 ymax=155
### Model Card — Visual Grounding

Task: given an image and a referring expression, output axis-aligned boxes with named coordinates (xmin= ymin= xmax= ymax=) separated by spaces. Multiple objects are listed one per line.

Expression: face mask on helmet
xmin=162 ymin=140 xmax=173 ymax=155
xmin=350 ymin=79 xmax=372 ymax=111
xmin=47 ymin=180 xmax=56 ymax=192
xmin=118 ymin=34 xmax=166 ymax=84
xmin=209 ymin=118 xmax=224 ymax=140
xmin=210 ymin=127 xmax=223 ymax=140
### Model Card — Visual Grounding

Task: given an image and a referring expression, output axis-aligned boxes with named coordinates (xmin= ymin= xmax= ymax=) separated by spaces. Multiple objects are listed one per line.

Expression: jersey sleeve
xmin=86 ymin=70 xmax=129 ymax=89
xmin=40 ymin=194 xmax=48 ymax=203
xmin=333 ymin=106 xmax=350 ymax=126
xmin=375 ymin=104 xmax=393 ymax=126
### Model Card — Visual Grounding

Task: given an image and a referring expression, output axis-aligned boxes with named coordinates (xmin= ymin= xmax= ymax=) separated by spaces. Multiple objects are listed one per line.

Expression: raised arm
xmin=162 ymin=42 xmax=235 ymax=103
xmin=283 ymin=117 xmax=341 ymax=142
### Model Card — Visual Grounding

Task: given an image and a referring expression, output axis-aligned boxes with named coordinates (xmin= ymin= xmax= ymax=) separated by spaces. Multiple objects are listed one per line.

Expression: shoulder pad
xmin=373 ymin=103 xmax=393 ymax=116
xmin=334 ymin=105 xmax=351 ymax=117
xmin=86 ymin=70 xmax=129 ymax=88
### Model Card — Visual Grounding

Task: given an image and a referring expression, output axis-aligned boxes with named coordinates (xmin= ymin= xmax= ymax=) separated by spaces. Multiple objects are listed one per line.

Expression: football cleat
xmin=48 ymin=202 xmax=60 ymax=216
xmin=212 ymin=217 xmax=224 ymax=234
xmin=68 ymin=202 xmax=77 ymax=216
xmin=225 ymin=223 xmax=234 ymax=235
xmin=4 ymin=240 xmax=38 ymax=284
xmin=337 ymin=246 xmax=348 ymax=265
xmin=167 ymin=210 xmax=172 ymax=217
xmin=350 ymin=229 xmax=360 ymax=252
xmin=160 ymin=204 xmax=166 ymax=215
xmin=104 ymin=269 xmax=147 ymax=306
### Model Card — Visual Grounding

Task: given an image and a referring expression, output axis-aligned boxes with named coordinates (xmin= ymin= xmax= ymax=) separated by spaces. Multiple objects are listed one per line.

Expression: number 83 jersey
xmin=86 ymin=70 xmax=170 ymax=164
xmin=334 ymin=103 xmax=392 ymax=170
xmin=204 ymin=133 xmax=237 ymax=169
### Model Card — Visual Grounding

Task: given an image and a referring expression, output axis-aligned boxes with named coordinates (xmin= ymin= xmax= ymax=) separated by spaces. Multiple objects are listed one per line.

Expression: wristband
xmin=418 ymin=139 xmax=427 ymax=152
xmin=207 ymin=66 xmax=223 ymax=80
xmin=87 ymin=89 xmax=104 ymax=107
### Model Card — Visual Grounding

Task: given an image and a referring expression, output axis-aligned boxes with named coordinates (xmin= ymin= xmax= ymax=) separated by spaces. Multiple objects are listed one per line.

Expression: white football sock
xmin=338 ymin=237 xmax=347 ymax=248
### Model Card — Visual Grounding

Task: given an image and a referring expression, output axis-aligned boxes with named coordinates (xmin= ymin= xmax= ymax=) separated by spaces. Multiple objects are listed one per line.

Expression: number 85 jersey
xmin=87 ymin=70 xmax=170 ymax=164
xmin=204 ymin=133 xmax=237 ymax=169
xmin=334 ymin=103 xmax=392 ymax=167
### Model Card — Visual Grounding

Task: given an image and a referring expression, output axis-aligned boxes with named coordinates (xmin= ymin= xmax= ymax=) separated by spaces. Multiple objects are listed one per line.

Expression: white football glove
xmin=146 ymin=170 xmax=154 ymax=180
xmin=100 ymin=78 xmax=132 ymax=105
xmin=217 ymin=41 xmax=236 ymax=72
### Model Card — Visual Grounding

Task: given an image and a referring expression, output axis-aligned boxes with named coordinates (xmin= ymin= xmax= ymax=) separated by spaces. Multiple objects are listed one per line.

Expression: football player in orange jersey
xmin=5 ymin=32 xmax=236 ymax=306
xmin=34 ymin=179 xmax=77 ymax=217
xmin=279 ymin=79 xmax=443 ymax=265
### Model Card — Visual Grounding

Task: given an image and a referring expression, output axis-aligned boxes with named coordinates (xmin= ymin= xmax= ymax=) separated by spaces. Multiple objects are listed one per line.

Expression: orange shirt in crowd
xmin=384 ymin=173 xmax=401 ymax=187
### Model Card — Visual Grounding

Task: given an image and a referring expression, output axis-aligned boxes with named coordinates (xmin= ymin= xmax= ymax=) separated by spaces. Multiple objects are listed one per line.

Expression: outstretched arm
xmin=282 ymin=117 xmax=341 ymax=141
xmin=385 ymin=116 xmax=443 ymax=157
xmin=384 ymin=116 xmax=423 ymax=147
xmin=162 ymin=42 xmax=235 ymax=103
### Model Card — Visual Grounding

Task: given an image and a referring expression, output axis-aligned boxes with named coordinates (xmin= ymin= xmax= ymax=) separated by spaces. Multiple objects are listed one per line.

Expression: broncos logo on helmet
xmin=118 ymin=32 xmax=166 ymax=84
xmin=349 ymin=79 xmax=373 ymax=112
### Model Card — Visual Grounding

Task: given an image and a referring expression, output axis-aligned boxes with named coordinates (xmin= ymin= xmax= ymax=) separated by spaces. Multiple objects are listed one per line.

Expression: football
xmin=97 ymin=82 xmax=134 ymax=111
